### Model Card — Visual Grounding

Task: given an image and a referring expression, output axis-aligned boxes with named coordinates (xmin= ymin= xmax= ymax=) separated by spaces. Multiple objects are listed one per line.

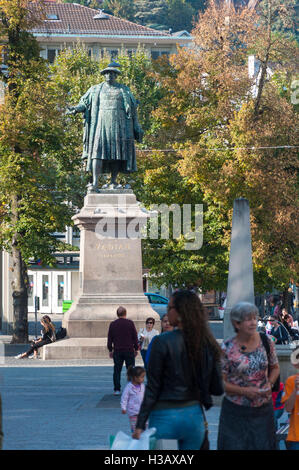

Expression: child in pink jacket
xmin=121 ymin=366 xmax=146 ymax=434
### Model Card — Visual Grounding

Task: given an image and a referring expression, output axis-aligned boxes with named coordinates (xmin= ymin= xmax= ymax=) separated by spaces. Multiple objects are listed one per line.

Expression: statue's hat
xmin=100 ymin=61 xmax=121 ymax=75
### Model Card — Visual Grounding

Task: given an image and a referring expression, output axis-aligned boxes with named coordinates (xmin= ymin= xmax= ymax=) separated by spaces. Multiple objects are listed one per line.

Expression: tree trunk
xmin=10 ymin=194 xmax=28 ymax=344
xmin=10 ymin=245 xmax=28 ymax=344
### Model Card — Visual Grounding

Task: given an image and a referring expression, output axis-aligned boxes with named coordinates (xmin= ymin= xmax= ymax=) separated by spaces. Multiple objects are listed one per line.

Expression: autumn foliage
xmin=145 ymin=0 xmax=299 ymax=290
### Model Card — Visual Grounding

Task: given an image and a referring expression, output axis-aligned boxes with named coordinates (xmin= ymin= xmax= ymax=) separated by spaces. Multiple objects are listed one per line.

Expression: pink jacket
xmin=121 ymin=382 xmax=145 ymax=417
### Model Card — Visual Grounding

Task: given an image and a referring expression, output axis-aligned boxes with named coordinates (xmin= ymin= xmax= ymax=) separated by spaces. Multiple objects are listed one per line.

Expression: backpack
xmin=55 ymin=327 xmax=67 ymax=341
xmin=260 ymin=332 xmax=280 ymax=392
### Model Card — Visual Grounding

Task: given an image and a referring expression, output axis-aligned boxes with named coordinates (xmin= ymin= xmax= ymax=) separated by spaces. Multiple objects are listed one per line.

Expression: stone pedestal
xmin=43 ymin=191 xmax=159 ymax=360
xmin=275 ymin=344 xmax=299 ymax=382
xmin=224 ymin=198 xmax=255 ymax=340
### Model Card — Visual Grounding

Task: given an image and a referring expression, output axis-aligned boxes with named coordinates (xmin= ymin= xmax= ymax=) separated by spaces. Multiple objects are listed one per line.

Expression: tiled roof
xmin=30 ymin=1 xmax=173 ymax=38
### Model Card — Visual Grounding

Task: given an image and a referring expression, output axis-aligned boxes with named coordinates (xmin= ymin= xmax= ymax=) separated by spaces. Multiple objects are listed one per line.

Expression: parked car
xmin=218 ymin=298 xmax=226 ymax=320
xmin=144 ymin=293 xmax=169 ymax=318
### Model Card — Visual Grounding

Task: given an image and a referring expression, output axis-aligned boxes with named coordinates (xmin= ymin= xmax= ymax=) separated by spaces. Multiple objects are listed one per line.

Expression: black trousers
xmin=25 ymin=339 xmax=51 ymax=356
xmin=113 ymin=351 xmax=135 ymax=392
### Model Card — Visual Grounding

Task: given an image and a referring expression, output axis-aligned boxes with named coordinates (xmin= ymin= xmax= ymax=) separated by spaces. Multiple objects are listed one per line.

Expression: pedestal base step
xmin=42 ymin=338 xmax=110 ymax=360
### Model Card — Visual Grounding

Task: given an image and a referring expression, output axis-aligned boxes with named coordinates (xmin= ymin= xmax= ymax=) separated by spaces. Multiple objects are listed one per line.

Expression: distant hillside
xmin=61 ymin=0 xmax=298 ymax=39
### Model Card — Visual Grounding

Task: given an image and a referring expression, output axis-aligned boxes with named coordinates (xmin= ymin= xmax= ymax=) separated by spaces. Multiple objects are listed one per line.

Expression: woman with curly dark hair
xmin=133 ymin=290 xmax=223 ymax=449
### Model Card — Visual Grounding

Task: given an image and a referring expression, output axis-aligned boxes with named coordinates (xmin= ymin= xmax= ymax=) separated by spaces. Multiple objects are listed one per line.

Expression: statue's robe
xmin=75 ymin=82 xmax=142 ymax=173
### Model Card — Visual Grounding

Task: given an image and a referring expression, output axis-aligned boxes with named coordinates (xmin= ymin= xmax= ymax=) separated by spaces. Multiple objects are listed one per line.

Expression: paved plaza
xmin=0 ymin=315 xmax=290 ymax=451
xmin=0 ymin=361 xmax=222 ymax=450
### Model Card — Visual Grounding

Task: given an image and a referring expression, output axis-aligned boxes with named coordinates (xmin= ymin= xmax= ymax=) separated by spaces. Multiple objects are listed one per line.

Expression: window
xmin=46 ymin=14 xmax=59 ymax=21
xmin=110 ymin=50 xmax=118 ymax=59
xmin=151 ymin=51 xmax=170 ymax=61
xmin=127 ymin=50 xmax=136 ymax=57
xmin=47 ymin=49 xmax=57 ymax=64
xmin=151 ymin=51 xmax=160 ymax=60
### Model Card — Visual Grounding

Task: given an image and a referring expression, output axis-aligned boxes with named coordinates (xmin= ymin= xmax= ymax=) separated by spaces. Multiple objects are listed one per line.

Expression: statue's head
xmin=100 ymin=61 xmax=121 ymax=84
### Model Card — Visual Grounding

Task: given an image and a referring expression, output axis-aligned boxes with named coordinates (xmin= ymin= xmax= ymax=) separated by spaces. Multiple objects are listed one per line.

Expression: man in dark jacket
xmin=107 ymin=306 xmax=139 ymax=395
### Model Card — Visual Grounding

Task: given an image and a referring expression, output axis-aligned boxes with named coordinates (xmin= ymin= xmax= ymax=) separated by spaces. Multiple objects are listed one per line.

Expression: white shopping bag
xmin=111 ymin=427 xmax=156 ymax=450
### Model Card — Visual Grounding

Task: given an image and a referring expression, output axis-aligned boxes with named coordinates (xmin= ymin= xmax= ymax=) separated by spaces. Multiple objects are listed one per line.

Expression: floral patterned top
xmin=221 ymin=335 xmax=279 ymax=407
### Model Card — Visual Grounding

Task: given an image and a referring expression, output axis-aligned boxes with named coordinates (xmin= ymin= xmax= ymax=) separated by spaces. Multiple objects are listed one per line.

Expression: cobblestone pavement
xmin=0 ymin=362 xmax=221 ymax=450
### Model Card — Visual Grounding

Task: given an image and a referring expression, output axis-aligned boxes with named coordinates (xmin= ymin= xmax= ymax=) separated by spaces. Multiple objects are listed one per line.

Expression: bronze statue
xmin=67 ymin=62 xmax=143 ymax=192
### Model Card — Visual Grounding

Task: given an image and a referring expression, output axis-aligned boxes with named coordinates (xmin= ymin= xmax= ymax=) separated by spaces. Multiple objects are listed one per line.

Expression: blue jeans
xmin=286 ymin=441 xmax=299 ymax=450
xmin=140 ymin=349 xmax=147 ymax=367
xmin=149 ymin=404 xmax=205 ymax=450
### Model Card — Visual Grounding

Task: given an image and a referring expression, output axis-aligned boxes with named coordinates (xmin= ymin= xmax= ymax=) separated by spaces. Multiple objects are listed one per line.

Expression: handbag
xmin=260 ymin=332 xmax=280 ymax=392
xmin=200 ymin=406 xmax=210 ymax=450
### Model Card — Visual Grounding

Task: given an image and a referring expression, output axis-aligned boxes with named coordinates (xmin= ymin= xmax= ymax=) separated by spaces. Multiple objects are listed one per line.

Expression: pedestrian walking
xmin=107 ymin=306 xmax=139 ymax=396
xmin=281 ymin=346 xmax=299 ymax=450
xmin=217 ymin=302 xmax=280 ymax=450
xmin=121 ymin=366 xmax=146 ymax=434
xmin=138 ymin=318 xmax=159 ymax=367
xmin=15 ymin=315 xmax=56 ymax=359
xmin=145 ymin=313 xmax=174 ymax=366
xmin=133 ymin=289 xmax=223 ymax=450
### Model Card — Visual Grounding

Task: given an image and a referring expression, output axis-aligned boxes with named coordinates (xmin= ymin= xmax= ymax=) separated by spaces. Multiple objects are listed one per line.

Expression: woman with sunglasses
xmin=138 ymin=318 xmax=159 ymax=366
xmin=133 ymin=290 xmax=223 ymax=449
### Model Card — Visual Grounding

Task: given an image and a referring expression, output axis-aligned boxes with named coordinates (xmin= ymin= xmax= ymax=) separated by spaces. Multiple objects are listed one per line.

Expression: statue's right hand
xmin=66 ymin=106 xmax=76 ymax=115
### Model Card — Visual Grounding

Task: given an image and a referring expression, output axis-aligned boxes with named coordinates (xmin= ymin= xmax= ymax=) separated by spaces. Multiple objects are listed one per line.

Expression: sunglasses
xmin=146 ymin=321 xmax=154 ymax=325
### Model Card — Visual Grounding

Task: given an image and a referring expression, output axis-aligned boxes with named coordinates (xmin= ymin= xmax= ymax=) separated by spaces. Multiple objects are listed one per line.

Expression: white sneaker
xmin=28 ymin=355 xmax=35 ymax=359
xmin=15 ymin=354 xmax=23 ymax=359
xmin=113 ymin=391 xmax=121 ymax=396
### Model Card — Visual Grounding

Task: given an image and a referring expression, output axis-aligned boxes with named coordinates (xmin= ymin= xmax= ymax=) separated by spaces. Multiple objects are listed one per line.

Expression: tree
xmin=257 ymin=0 xmax=299 ymax=43
xmin=62 ymin=0 xmax=101 ymax=8
xmin=148 ymin=0 xmax=299 ymax=293
xmin=101 ymin=0 xmax=136 ymax=21
xmin=166 ymin=0 xmax=196 ymax=32
xmin=131 ymin=150 xmax=228 ymax=290
xmin=134 ymin=0 xmax=169 ymax=30
xmin=0 ymin=32 xmax=166 ymax=341
xmin=0 ymin=1 xmax=85 ymax=342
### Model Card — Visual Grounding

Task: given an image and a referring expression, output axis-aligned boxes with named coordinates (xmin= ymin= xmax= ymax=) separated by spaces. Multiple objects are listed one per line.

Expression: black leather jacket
xmin=136 ymin=329 xmax=223 ymax=430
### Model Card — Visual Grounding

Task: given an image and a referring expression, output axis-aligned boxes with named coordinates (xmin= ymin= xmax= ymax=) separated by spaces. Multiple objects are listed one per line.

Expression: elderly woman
xmin=217 ymin=302 xmax=280 ymax=450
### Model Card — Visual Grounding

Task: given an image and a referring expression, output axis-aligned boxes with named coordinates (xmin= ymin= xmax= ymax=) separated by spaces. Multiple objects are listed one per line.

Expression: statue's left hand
xmin=135 ymin=127 xmax=144 ymax=143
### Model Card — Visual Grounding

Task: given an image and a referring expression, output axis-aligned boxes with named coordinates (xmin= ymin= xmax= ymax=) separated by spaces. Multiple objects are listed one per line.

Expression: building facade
xmin=31 ymin=1 xmax=191 ymax=63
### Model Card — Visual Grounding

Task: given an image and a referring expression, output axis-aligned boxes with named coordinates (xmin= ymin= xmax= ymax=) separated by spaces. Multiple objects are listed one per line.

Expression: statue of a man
xmin=67 ymin=62 xmax=143 ymax=193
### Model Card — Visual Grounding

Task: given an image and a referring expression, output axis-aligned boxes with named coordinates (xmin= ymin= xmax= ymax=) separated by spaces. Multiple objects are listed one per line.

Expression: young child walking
xmin=120 ymin=366 xmax=146 ymax=434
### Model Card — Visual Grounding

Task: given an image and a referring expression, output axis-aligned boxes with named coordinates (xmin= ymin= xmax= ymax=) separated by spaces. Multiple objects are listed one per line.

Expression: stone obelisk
xmin=223 ymin=198 xmax=255 ymax=340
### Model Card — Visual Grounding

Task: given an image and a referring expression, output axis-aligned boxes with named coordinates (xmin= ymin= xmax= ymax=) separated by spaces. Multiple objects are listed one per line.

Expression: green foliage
xmin=257 ymin=0 xmax=299 ymax=43
xmin=134 ymin=0 xmax=169 ymax=29
xmin=130 ymin=151 xmax=228 ymax=290
xmin=145 ymin=0 xmax=299 ymax=292
xmin=166 ymin=0 xmax=196 ymax=32
xmin=102 ymin=0 xmax=136 ymax=21
xmin=62 ymin=0 xmax=101 ymax=8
